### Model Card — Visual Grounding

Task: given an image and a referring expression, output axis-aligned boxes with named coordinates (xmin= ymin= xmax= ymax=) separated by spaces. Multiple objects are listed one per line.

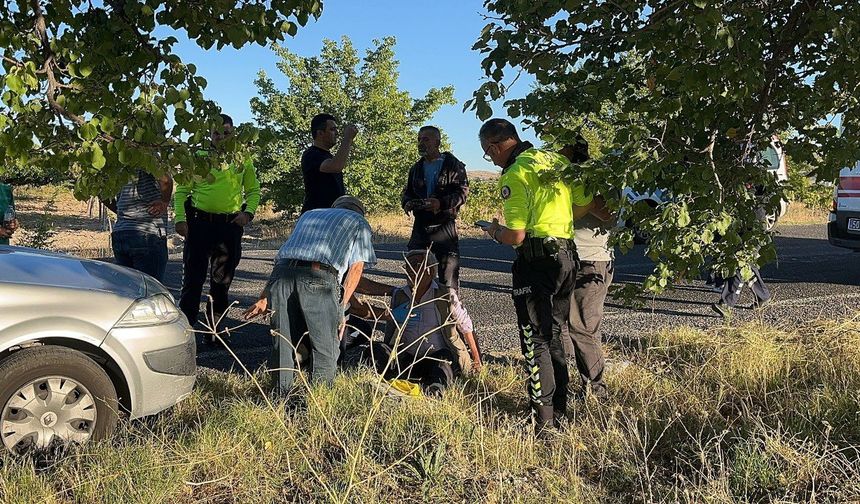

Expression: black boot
xmin=534 ymin=405 xmax=556 ymax=437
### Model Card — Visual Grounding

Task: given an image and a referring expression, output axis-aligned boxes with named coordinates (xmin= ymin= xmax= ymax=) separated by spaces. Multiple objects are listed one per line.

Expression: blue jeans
xmin=269 ymin=265 xmax=342 ymax=394
xmin=111 ymin=230 xmax=168 ymax=282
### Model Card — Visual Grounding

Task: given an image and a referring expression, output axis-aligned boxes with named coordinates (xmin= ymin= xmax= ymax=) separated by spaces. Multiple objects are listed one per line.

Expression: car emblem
xmin=41 ymin=412 xmax=57 ymax=427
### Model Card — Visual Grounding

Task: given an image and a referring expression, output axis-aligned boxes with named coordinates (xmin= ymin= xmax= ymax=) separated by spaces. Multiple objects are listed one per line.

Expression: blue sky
xmin=171 ymin=0 xmax=536 ymax=172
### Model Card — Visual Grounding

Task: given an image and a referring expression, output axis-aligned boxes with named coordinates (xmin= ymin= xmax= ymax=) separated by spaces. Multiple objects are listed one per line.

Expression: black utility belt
xmin=515 ymin=236 xmax=574 ymax=262
xmin=188 ymin=207 xmax=240 ymax=224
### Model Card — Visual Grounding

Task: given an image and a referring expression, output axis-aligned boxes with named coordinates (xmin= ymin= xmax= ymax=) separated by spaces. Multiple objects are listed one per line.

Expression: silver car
xmin=0 ymin=246 xmax=195 ymax=453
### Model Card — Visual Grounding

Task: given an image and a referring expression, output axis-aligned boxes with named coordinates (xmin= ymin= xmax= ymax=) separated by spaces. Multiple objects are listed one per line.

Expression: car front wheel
xmin=0 ymin=346 xmax=118 ymax=454
xmin=765 ymin=212 xmax=779 ymax=231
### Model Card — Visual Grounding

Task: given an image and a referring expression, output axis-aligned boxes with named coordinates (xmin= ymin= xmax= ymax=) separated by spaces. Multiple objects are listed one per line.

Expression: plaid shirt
xmin=395 ymin=281 xmax=474 ymax=357
xmin=275 ymin=208 xmax=377 ymax=281
xmin=0 ymin=183 xmax=13 ymax=245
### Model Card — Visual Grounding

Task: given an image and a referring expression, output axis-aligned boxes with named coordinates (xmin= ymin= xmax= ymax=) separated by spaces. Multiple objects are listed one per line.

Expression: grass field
xmin=2 ymin=316 xmax=859 ymax=503
xmin=778 ymin=203 xmax=829 ymax=226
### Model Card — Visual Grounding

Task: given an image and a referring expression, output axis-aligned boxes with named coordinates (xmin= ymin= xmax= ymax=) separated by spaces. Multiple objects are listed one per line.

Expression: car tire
xmin=0 ymin=345 xmax=118 ymax=454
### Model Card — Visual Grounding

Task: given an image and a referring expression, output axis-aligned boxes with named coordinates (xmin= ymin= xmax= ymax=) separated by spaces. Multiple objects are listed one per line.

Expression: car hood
xmin=0 ymin=246 xmax=147 ymax=299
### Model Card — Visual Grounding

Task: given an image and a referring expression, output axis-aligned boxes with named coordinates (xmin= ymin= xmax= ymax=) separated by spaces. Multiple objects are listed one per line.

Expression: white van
xmin=828 ymin=161 xmax=860 ymax=250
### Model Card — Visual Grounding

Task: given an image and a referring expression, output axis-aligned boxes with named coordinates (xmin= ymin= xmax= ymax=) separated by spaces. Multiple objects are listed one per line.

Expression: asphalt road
xmin=160 ymin=223 xmax=860 ymax=372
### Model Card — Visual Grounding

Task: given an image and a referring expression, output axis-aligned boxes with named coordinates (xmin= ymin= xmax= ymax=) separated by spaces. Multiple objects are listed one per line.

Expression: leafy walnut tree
xmin=251 ymin=36 xmax=456 ymax=213
xmin=0 ymin=0 xmax=323 ymax=197
xmin=470 ymin=0 xmax=860 ymax=292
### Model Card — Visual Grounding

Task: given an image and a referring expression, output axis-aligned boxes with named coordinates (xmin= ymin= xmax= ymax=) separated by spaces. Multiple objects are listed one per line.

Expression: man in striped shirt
xmin=104 ymin=170 xmax=172 ymax=281
xmin=244 ymin=195 xmax=383 ymax=394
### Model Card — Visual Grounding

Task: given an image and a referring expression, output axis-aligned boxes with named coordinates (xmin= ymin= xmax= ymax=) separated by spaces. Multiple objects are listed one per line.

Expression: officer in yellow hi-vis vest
xmin=478 ymin=118 xmax=601 ymax=433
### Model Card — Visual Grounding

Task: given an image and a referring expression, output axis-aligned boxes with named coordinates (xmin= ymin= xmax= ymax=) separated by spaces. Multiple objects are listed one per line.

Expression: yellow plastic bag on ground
xmin=382 ymin=379 xmax=423 ymax=398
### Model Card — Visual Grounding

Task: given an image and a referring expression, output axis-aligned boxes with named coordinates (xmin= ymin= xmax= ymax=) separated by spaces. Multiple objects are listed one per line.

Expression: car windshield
xmin=761 ymin=146 xmax=780 ymax=171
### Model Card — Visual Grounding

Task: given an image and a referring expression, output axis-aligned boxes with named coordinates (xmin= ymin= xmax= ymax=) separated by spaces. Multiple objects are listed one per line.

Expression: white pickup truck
xmin=828 ymin=161 xmax=860 ymax=250
xmin=761 ymin=138 xmax=790 ymax=230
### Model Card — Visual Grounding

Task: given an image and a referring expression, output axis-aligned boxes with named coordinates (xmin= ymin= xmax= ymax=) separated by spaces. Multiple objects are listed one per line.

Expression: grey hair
xmin=332 ymin=195 xmax=366 ymax=215
xmin=405 ymin=248 xmax=438 ymax=267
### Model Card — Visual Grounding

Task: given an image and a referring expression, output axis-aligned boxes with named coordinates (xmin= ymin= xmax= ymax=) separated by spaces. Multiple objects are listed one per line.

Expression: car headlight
xmin=115 ymin=294 xmax=181 ymax=327
xmin=143 ymin=275 xmax=174 ymax=303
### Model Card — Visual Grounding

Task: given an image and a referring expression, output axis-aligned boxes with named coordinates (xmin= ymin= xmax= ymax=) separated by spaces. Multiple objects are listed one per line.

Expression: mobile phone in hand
xmin=474 ymin=220 xmax=492 ymax=230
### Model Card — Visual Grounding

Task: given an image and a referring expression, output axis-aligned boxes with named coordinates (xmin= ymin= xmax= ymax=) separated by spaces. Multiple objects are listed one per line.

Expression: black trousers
xmin=721 ymin=266 xmax=771 ymax=307
xmin=567 ymin=260 xmax=611 ymax=392
xmin=511 ymin=250 xmax=576 ymax=421
xmin=407 ymin=219 xmax=460 ymax=292
xmin=179 ymin=217 xmax=243 ymax=325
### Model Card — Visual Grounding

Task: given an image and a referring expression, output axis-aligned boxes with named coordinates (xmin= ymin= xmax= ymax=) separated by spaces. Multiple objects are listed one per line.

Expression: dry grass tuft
xmin=778 ymin=202 xmax=829 ymax=226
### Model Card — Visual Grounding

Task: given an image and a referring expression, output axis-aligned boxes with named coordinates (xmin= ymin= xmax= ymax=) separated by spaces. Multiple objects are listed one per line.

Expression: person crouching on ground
xmin=352 ymin=249 xmax=482 ymax=396
xmin=243 ymin=195 xmax=379 ymax=395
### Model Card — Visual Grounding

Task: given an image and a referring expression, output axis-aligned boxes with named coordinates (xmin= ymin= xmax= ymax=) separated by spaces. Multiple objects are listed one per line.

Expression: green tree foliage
xmin=786 ymin=157 xmax=832 ymax=210
xmin=470 ymin=1 xmax=860 ymax=291
xmin=251 ymin=36 xmax=456 ymax=213
xmin=0 ymin=0 xmax=323 ymax=198
xmin=458 ymin=178 xmax=502 ymax=226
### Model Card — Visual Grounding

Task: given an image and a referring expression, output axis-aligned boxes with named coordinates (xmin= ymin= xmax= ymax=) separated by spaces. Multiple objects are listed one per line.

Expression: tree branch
xmin=703 ymin=130 xmax=724 ymax=204
xmin=31 ymin=0 xmax=85 ymax=126
xmin=2 ymin=55 xmax=24 ymax=68
xmin=645 ymin=0 xmax=686 ymax=30
xmin=746 ymin=0 xmax=821 ymax=140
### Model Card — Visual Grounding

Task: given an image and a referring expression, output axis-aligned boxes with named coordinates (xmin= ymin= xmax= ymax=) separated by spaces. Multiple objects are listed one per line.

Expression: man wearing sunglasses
xmin=478 ymin=118 xmax=601 ymax=434
xmin=174 ymin=113 xmax=260 ymax=332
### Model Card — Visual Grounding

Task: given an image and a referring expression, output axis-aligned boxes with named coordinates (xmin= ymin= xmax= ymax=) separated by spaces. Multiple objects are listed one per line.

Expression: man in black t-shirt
xmin=300 ymin=113 xmax=358 ymax=213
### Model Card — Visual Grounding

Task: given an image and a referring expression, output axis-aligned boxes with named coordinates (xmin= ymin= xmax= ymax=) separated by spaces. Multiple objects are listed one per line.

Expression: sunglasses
xmin=482 ymin=142 xmax=496 ymax=162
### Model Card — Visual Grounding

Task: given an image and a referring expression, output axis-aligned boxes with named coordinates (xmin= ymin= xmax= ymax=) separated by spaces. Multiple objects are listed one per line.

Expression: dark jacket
xmin=401 ymin=152 xmax=469 ymax=227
